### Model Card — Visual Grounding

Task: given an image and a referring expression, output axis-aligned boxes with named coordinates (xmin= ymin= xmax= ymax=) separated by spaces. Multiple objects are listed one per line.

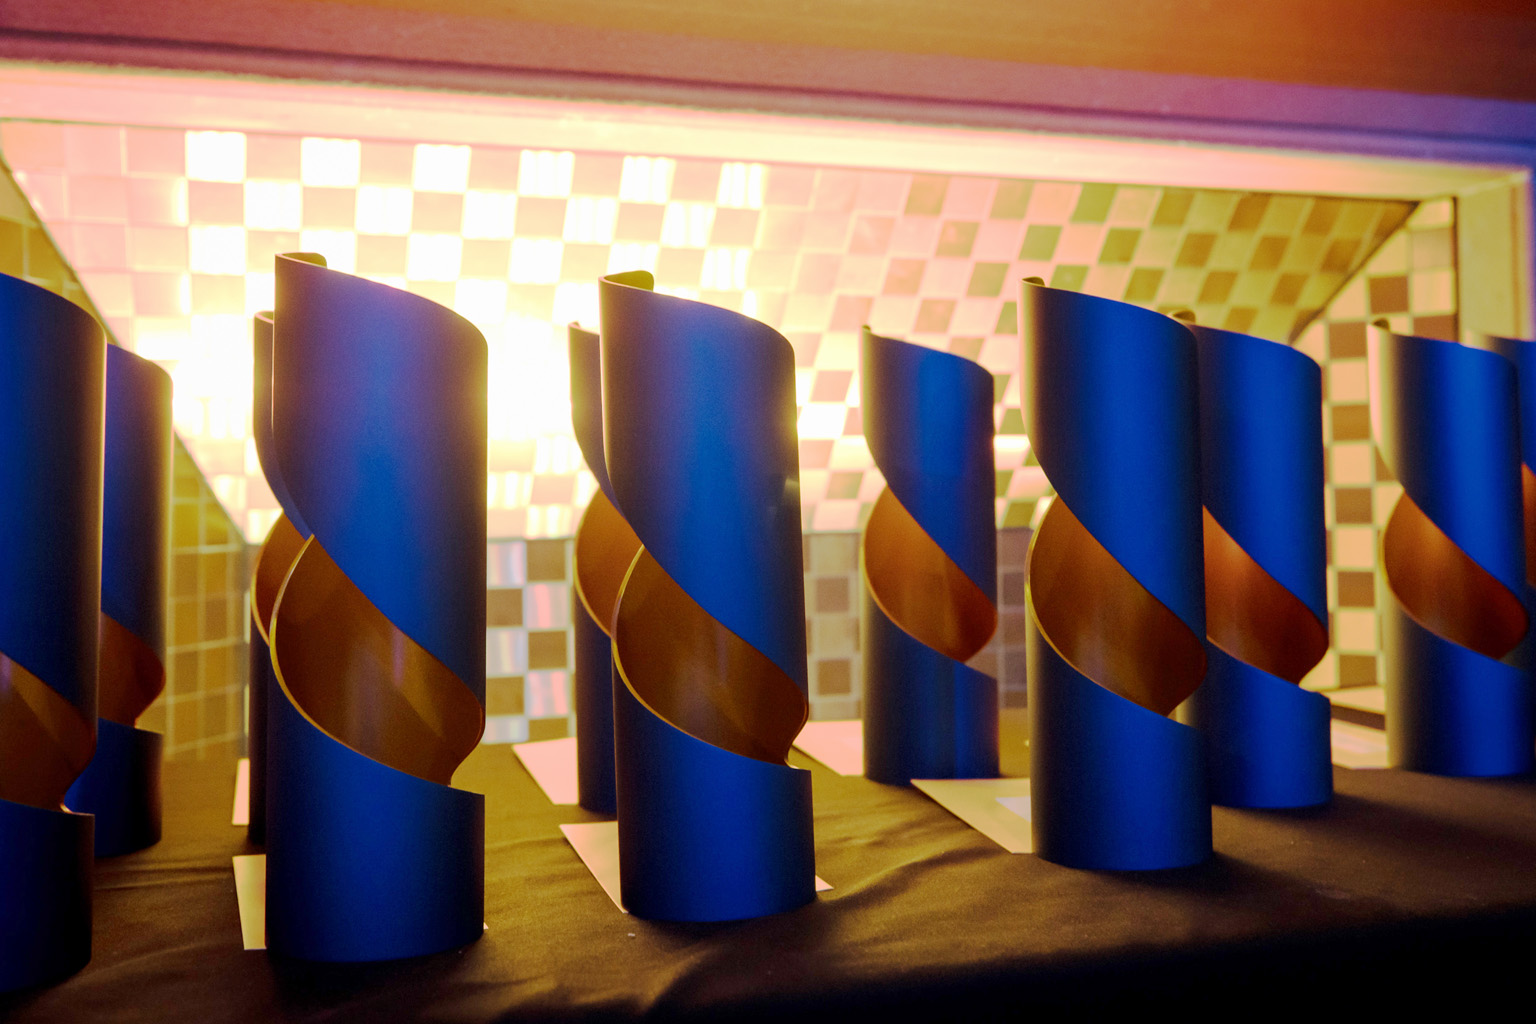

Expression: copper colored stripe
xmin=863 ymin=486 xmax=997 ymax=662
xmin=1524 ymin=465 xmax=1536 ymax=588
xmin=250 ymin=514 xmax=306 ymax=646
xmin=573 ymin=490 xmax=643 ymax=637
xmin=97 ymin=612 xmax=165 ymax=725
xmin=1027 ymin=499 xmax=1206 ymax=716
xmin=0 ymin=652 xmax=95 ymax=810
xmin=1202 ymin=509 xmax=1328 ymax=684
xmin=269 ymin=537 xmax=484 ymax=785
xmin=613 ymin=548 xmax=806 ymax=763
xmin=1382 ymin=492 xmax=1528 ymax=660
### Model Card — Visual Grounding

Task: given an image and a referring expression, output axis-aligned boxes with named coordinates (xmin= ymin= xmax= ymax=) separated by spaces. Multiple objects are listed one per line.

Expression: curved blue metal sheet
xmin=271 ymin=255 xmax=488 ymax=697
xmin=861 ymin=327 xmax=996 ymax=598
xmin=1177 ymin=647 xmax=1332 ymax=808
xmin=1371 ymin=327 xmax=1524 ymax=597
xmin=0 ymin=799 xmax=93 ymax=992
xmin=572 ymin=594 xmax=616 ymax=816
xmin=100 ymin=344 xmax=172 ymax=659
xmin=1019 ymin=281 xmax=1204 ymax=637
xmin=568 ymin=323 xmax=616 ymax=507
xmin=65 ymin=719 xmax=162 ymax=857
xmin=1481 ymin=333 xmax=1536 ymax=475
xmin=1027 ymin=609 xmax=1210 ymax=870
xmin=1182 ymin=321 xmax=1331 ymax=808
xmin=265 ymin=674 xmax=485 ymax=961
xmin=1191 ymin=322 xmax=1327 ymax=626
xmin=613 ymin=676 xmax=814 ymax=921
xmin=0 ymin=274 xmax=105 ymax=715
xmin=862 ymin=593 xmax=998 ymax=783
xmin=599 ymin=272 xmax=807 ymax=690
xmin=247 ymin=633 xmax=270 ymax=845
xmin=252 ymin=312 xmax=308 ymax=538
xmin=1382 ymin=599 xmax=1533 ymax=776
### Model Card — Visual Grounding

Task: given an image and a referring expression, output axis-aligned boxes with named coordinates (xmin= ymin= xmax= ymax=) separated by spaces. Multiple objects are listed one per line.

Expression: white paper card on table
xmin=560 ymin=821 xmax=831 ymax=914
xmin=791 ymin=719 xmax=864 ymax=776
xmin=232 ymin=854 xmax=266 ymax=950
xmin=1331 ymin=719 xmax=1390 ymax=769
xmin=911 ymin=778 xmax=1034 ymax=854
xmin=231 ymin=758 xmax=251 ymax=827
xmin=513 ymin=736 xmax=580 ymax=805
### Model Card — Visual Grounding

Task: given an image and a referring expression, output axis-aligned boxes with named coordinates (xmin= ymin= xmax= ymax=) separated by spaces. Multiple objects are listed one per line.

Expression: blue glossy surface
xmin=99 ymin=344 xmax=172 ymax=658
xmin=568 ymin=323 xmax=616 ymax=507
xmin=1192 ymin=323 xmax=1327 ymax=626
xmin=600 ymin=272 xmax=807 ymax=691
xmin=1177 ymin=647 xmax=1331 ymax=808
xmin=266 ymin=674 xmax=485 ymax=961
xmin=0 ymin=273 xmax=105 ymax=716
xmin=0 ymin=799 xmax=93 ymax=992
xmin=65 ymin=719 xmax=162 ymax=857
xmin=599 ymin=271 xmax=812 ymax=921
xmin=861 ymin=327 xmax=996 ymax=598
xmin=862 ymin=591 xmax=998 ymax=783
xmin=1371 ymin=328 xmax=1524 ymax=598
xmin=1020 ymin=282 xmax=1204 ymax=637
xmin=572 ymin=596 xmax=616 ymax=816
xmin=614 ymin=676 xmax=814 ymax=921
xmin=272 ymin=256 xmax=487 ymax=697
xmin=1027 ymin=608 xmax=1211 ymax=870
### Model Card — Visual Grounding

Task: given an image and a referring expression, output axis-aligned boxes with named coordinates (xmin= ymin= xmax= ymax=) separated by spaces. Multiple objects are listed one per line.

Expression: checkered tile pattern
xmin=0 ymin=121 xmax=1413 ymax=541
xmin=1291 ymin=198 xmax=1457 ymax=692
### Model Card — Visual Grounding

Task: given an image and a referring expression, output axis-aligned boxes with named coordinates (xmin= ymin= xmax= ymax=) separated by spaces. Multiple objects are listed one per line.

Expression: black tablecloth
xmin=5 ymin=710 xmax=1535 ymax=1022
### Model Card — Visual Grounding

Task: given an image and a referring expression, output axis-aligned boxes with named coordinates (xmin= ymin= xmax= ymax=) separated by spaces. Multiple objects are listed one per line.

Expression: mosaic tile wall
xmin=0 ymin=158 xmax=248 ymax=761
xmin=1293 ymin=198 xmax=1458 ymax=692
xmin=0 ymin=116 xmax=1452 ymax=751
xmin=483 ymin=527 xmax=1032 ymax=739
xmin=0 ymin=121 xmax=1414 ymax=542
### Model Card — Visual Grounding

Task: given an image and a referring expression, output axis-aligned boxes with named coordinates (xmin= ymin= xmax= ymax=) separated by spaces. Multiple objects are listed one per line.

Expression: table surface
xmin=4 ymin=710 xmax=1535 ymax=1022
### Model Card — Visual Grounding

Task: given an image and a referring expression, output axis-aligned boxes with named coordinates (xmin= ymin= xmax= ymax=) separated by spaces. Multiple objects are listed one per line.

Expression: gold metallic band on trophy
xmin=1523 ymin=465 xmax=1536 ymax=586
xmin=0 ymin=653 xmax=94 ymax=810
xmin=1028 ymin=498 xmax=1206 ymax=717
xmin=613 ymin=548 xmax=806 ymax=764
xmin=97 ymin=613 xmax=165 ymax=727
xmin=1382 ymin=491 xmax=1528 ymax=660
xmin=250 ymin=514 xmax=306 ymax=650
xmin=1202 ymin=510 xmax=1328 ymax=685
xmin=574 ymin=489 xmax=643 ymax=637
xmin=269 ymin=536 xmax=484 ymax=786
xmin=863 ymin=487 xmax=997 ymax=663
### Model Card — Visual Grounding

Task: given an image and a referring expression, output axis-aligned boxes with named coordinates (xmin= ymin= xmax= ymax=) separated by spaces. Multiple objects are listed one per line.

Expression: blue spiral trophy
xmin=1370 ymin=324 xmax=1530 ymax=776
xmin=1476 ymin=331 xmax=1536 ymax=679
xmin=600 ymin=271 xmax=814 ymax=921
xmin=1176 ymin=322 xmax=1332 ymax=808
xmin=860 ymin=326 xmax=998 ymax=784
xmin=0 ymin=275 xmax=105 ymax=990
xmin=67 ymin=344 xmax=174 ymax=854
xmin=263 ymin=254 xmax=488 ymax=959
xmin=569 ymin=323 xmax=640 ymax=816
xmin=1020 ymin=279 xmax=1211 ymax=870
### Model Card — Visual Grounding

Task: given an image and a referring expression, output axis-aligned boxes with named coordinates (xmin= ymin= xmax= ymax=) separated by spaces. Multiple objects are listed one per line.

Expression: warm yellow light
xmin=701 ymin=248 xmax=750 ymax=290
xmin=413 ymin=143 xmax=471 ymax=193
xmin=619 ymin=156 xmax=673 ymax=203
xmin=406 ymin=233 xmax=462 ymax=281
xmin=562 ymin=197 xmax=617 ymax=244
xmin=717 ymin=162 xmax=765 ymax=209
xmin=606 ymin=244 xmax=657 ymax=274
xmin=356 ymin=186 xmax=413 ymax=235
xmin=188 ymin=225 xmax=246 ymax=274
xmin=299 ymin=230 xmax=356 ymax=272
xmin=300 ymin=137 xmax=361 ymax=188
xmin=463 ymin=191 xmax=517 ymax=239
xmin=661 ymin=202 xmax=714 ymax=247
xmin=244 ymin=181 xmax=302 ymax=231
xmin=517 ymin=150 xmax=573 ymax=198
xmin=185 ymin=130 xmax=245 ymax=182
xmin=797 ymin=403 xmax=846 ymax=440
xmin=509 ymin=238 xmax=562 ymax=284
